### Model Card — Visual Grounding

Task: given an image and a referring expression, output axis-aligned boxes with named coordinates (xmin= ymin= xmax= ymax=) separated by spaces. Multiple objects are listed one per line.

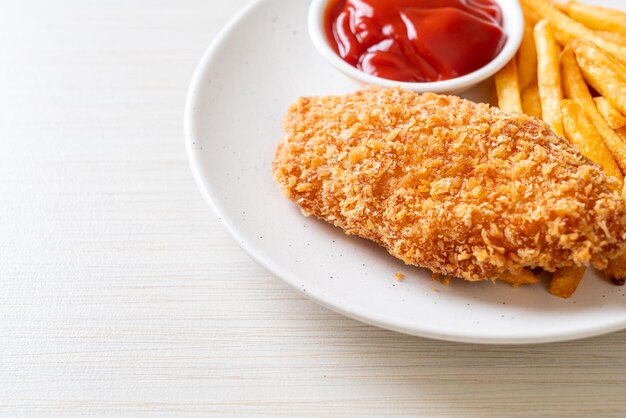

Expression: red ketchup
xmin=325 ymin=0 xmax=507 ymax=82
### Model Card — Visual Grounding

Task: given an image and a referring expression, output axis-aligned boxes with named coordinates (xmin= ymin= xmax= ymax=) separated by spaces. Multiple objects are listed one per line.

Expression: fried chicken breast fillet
xmin=272 ymin=87 xmax=626 ymax=281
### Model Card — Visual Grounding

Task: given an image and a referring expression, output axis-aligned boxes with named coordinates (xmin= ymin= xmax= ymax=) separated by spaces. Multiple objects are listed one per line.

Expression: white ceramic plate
xmin=185 ymin=0 xmax=626 ymax=344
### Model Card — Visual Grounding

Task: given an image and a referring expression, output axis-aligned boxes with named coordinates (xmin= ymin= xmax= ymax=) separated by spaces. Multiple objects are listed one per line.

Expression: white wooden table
xmin=1 ymin=1 xmax=625 ymax=416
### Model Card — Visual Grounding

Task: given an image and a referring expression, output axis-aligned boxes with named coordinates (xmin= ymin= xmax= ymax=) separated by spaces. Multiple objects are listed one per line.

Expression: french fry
xmin=594 ymin=97 xmax=626 ymax=130
xmin=561 ymin=99 xmax=623 ymax=185
xmin=518 ymin=21 xmax=538 ymax=91
xmin=585 ymin=34 xmax=626 ymax=64
xmin=595 ymin=31 xmax=626 ymax=46
xmin=490 ymin=85 xmax=498 ymax=107
xmin=521 ymin=2 xmax=543 ymax=26
xmin=560 ymin=45 xmax=626 ymax=173
xmin=618 ymin=126 xmax=626 ymax=143
xmin=549 ymin=266 xmax=586 ymax=298
xmin=520 ymin=0 xmax=577 ymax=44
xmin=572 ymin=40 xmax=626 ymax=117
xmin=559 ymin=96 xmax=626 ymax=291
xmin=559 ymin=98 xmax=625 ymax=292
xmin=576 ymin=37 xmax=626 ymax=79
xmin=560 ymin=0 xmax=626 ymax=35
xmin=522 ymin=82 xmax=543 ymax=118
xmin=560 ymin=45 xmax=626 ymax=286
xmin=549 ymin=0 xmax=565 ymax=12
xmin=535 ymin=20 xmax=564 ymax=136
xmin=521 ymin=0 xmax=626 ymax=62
xmin=494 ymin=59 xmax=523 ymax=113
xmin=603 ymin=249 xmax=626 ymax=286
xmin=500 ymin=270 xmax=540 ymax=287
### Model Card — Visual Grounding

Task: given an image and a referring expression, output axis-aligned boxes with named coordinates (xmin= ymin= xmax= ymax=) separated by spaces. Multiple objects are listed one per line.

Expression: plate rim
xmin=184 ymin=0 xmax=626 ymax=345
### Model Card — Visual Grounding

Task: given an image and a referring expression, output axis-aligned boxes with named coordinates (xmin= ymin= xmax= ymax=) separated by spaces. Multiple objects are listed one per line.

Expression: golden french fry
xmin=561 ymin=0 xmax=626 ymax=35
xmin=522 ymin=82 xmax=543 ymax=118
xmin=561 ymin=99 xmax=623 ymax=185
xmin=535 ymin=20 xmax=564 ymax=136
xmin=494 ymin=59 xmax=523 ymax=113
xmin=521 ymin=0 xmax=626 ymax=62
xmin=587 ymin=35 xmax=626 ymax=64
xmin=618 ymin=126 xmax=626 ymax=142
xmin=499 ymin=270 xmax=540 ymax=287
xmin=560 ymin=43 xmax=626 ymax=286
xmin=520 ymin=0 xmax=576 ymax=44
xmin=572 ymin=40 xmax=626 ymax=118
xmin=518 ymin=21 xmax=538 ymax=91
xmin=560 ymin=97 xmax=625 ymax=285
xmin=549 ymin=266 xmax=586 ymax=298
xmin=490 ymin=85 xmax=498 ymax=107
xmin=521 ymin=3 xmax=542 ymax=26
xmin=561 ymin=46 xmax=626 ymax=173
xmin=575 ymin=38 xmax=626 ymax=78
xmin=594 ymin=97 xmax=626 ymax=130
xmin=603 ymin=250 xmax=626 ymax=286
xmin=549 ymin=0 xmax=565 ymax=11
xmin=595 ymin=31 xmax=626 ymax=46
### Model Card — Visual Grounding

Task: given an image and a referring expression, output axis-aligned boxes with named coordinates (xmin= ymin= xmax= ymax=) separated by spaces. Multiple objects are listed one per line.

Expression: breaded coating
xmin=272 ymin=87 xmax=626 ymax=281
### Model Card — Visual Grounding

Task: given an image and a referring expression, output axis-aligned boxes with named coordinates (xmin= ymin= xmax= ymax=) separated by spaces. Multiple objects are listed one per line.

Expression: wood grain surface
xmin=1 ymin=1 xmax=625 ymax=416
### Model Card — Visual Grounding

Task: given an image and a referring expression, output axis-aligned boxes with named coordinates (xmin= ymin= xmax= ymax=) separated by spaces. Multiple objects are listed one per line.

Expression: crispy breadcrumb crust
xmin=272 ymin=87 xmax=626 ymax=281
